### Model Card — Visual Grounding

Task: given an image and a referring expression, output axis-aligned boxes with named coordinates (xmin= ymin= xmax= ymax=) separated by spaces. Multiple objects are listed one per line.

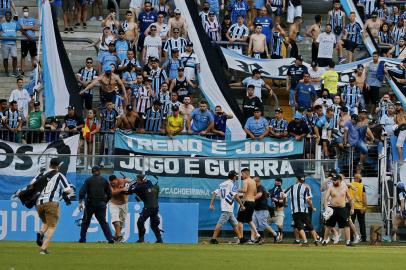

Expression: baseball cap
xmin=332 ymin=174 xmax=341 ymax=181
xmin=294 ymin=112 xmax=303 ymax=119
xmin=174 ymin=8 xmax=181 ymax=14
xmin=311 ymin=61 xmax=317 ymax=67
xmin=146 ymin=76 xmax=153 ymax=81
xmin=360 ymin=108 xmax=368 ymax=113
xmin=34 ymin=101 xmax=40 ymax=106
xmin=108 ymin=41 xmax=115 ymax=46
xmin=208 ymin=11 xmax=215 ymax=15
xmin=253 ymin=107 xmax=261 ymax=112
xmin=228 ymin=170 xmax=238 ymax=178
xmin=357 ymin=64 xmax=364 ymax=69
xmin=349 ymin=76 xmax=356 ymax=82
xmin=91 ymin=165 xmax=101 ymax=172
xmin=150 ymin=57 xmax=159 ymax=62
xmin=104 ymin=65 xmax=112 ymax=72
xmin=50 ymin=157 xmax=61 ymax=167
xmin=296 ymin=55 xmax=304 ymax=61
xmin=275 ymin=107 xmax=283 ymax=113
xmin=252 ymin=69 xmax=261 ymax=75
xmin=118 ymin=28 xmax=125 ymax=34
xmin=402 ymin=58 xmax=406 ymax=63
xmin=67 ymin=105 xmax=75 ymax=110
xmin=186 ymin=41 xmax=193 ymax=46
xmin=178 ymin=66 xmax=185 ymax=71
xmin=171 ymin=48 xmax=180 ymax=53
xmin=172 ymin=104 xmax=179 ymax=111
xmin=351 ymin=114 xmax=359 ymax=121
xmin=395 ymin=101 xmax=402 ymax=105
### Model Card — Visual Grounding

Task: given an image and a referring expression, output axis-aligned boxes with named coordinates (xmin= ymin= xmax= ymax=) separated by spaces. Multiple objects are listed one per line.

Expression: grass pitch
xmin=0 ymin=241 xmax=404 ymax=270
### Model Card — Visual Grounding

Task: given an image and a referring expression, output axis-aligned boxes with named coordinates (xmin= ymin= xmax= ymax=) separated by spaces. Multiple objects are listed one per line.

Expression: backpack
xmin=17 ymin=170 xmax=58 ymax=209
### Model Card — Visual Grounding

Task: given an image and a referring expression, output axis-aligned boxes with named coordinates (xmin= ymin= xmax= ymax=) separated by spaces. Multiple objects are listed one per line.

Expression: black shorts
xmin=293 ymin=212 xmax=313 ymax=231
xmin=344 ymin=40 xmax=358 ymax=52
xmin=271 ymin=54 xmax=283 ymax=59
xmin=317 ymin=57 xmax=332 ymax=68
xmin=21 ymin=40 xmax=37 ymax=58
xmin=82 ymin=92 xmax=93 ymax=110
xmin=364 ymin=86 xmax=380 ymax=105
xmin=325 ymin=207 xmax=350 ymax=228
xmin=62 ymin=0 xmax=75 ymax=12
xmin=237 ymin=201 xmax=255 ymax=223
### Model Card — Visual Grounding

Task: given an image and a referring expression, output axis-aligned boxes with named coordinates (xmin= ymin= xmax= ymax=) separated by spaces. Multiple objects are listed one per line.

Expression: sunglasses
xmin=151 ymin=28 xmax=157 ymax=31
xmin=86 ymin=61 xmax=93 ymax=64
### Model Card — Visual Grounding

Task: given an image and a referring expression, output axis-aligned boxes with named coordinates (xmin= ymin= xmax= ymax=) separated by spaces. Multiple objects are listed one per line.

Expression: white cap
xmin=174 ymin=8 xmax=181 ymax=14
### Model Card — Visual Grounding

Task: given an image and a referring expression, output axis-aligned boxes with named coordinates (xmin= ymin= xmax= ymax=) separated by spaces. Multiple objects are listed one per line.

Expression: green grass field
xmin=0 ymin=241 xmax=405 ymax=270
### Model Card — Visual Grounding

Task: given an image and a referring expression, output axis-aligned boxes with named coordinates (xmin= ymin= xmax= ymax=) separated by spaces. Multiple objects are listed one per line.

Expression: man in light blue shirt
xmin=19 ymin=6 xmax=39 ymax=74
xmin=244 ymin=107 xmax=269 ymax=139
xmin=188 ymin=99 xmax=214 ymax=135
xmin=0 ymin=11 xmax=21 ymax=77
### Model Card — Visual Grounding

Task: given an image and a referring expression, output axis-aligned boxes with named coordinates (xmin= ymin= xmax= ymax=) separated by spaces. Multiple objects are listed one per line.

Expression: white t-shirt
xmin=214 ymin=179 xmax=237 ymax=212
xmin=242 ymin=77 xmax=265 ymax=100
xmin=316 ymin=32 xmax=336 ymax=59
xmin=308 ymin=67 xmax=325 ymax=90
xmin=9 ymin=88 xmax=31 ymax=118
xmin=144 ymin=35 xmax=162 ymax=60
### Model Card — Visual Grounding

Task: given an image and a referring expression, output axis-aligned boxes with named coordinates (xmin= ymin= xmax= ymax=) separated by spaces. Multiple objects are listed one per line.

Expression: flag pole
xmin=34 ymin=0 xmax=44 ymax=102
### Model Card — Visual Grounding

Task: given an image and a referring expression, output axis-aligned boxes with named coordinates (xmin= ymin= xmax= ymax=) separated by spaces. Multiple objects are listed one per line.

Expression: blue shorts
xmin=253 ymin=210 xmax=270 ymax=230
xmin=353 ymin=140 xmax=368 ymax=155
xmin=289 ymin=89 xmax=296 ymax=107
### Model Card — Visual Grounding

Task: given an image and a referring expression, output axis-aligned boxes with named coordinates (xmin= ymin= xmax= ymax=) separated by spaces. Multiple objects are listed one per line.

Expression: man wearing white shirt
xmin=316 ymin=24 xmax=336 ymax=68
xmin=9 ymin=77 xmax=32 ymax=118
xmin=142 ymin=24 xmax=162 ymax=64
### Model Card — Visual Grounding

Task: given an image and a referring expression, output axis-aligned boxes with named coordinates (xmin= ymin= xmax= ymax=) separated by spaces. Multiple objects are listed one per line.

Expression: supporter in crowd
xmin=252 ymin=6 xmax=272 ymax=46
xmin=162 ymin=49 xmax=183 ymax=80
xmin=316 ymin=24 xmax=336 ymax=67
xmin=342 ymin=76 xmax=361 ymax=116
xmin=321 ymin=61 xmax=339 ymax=98
xmin=328 ymin=1 xmax=345 ymax=63
xmin=232 ymin=69 xmax=272 ymax=102
xmin=62 ymin=0 xmax=75 ymax=33
xmin=77 ymin=57 xmax=98 ymax=113
xmin=241 ymin=85 xmax=263 ymax=124
xmin=270 ymin=22 xmax=289 ymax=59
xmin=9 ymin=77 xmax=31 ymax=119
xmin=199 ymin=1 xmax=211 ymax=25
xmin=205 ymin=11 xmax=221 ymax=42
xmin=226 ymin=15 xmax=249 ymax=55
xmin=1 ymin=11 xmax=21 ymax=77
xmin=117 ymin=105 xmax=139 ymax=131
xmin=188 ymin=99 xmax=214 ymax=136
xmin=0 ymin=0 xmax=16 ymax=21
xmin=244 ymin=107 xmax=269 ymax=140
xmin=248 ymin=24 xmax=268 ymax=59
xmin=62 ymin=105 xmax=84 ymax=137
xmin=122 ymin=10 xmax=139 ymax=49
xmin=26 ymin=101 xmax=45 ymax=144
xmin=287 ymin=55 xmax=307 ymax=114
xmin=82 ymin=108 xmax=100 ymax=167
xmin=269 ymin=107 xmax=288 ymax=139
xmin=363 ymin=11 xmax=381 ymax=41
xmin=227 ymin=0 xmax=249 ymax=24
xmin=19 ymin=6 xmax=39 ymax=74
xmin=100 ymin=100 xmax=119 ymax=167
xmin=288 ymin=111 xmax=309 ymax=141
xmin=308 ymin=61 xmax=324 ymax=94
xmin=295 ymin=72 xmax=317 ymax=110
xmin=220 ymin=15 xmax=232 ymax=42
xmin=212 ymin=105 xmax=233 ymax=140
xmin=142 ymin=99 xmax=166 ymax=133
xmin=163 ymin=90 xmax=181 ymax=116
xmin=315 ymin=107 xmax=334 ymax=158
xmin=166 ymin=104 xmax=184 ymax=137
xmin=350 ymin=173 xmax=367 ymax=242
xmin=146 ymin=11 xmax=168 ymax=42
xmin=179 ymin=95 xmax=195 ymax=123
xmin=380 ymin=103 xmax=396 ymax=136
xmin=376 ymin=93 xmax=394 ymax=120
xmin=142 ymin=25 xmax=162 ymax=64
xmin=4 ymin=100 xmax=22 ymax=142
xmin=365 ymin=52 xmax=382 ymax=112
xmin=343 ymin=11 xmax=362 ymax=63
xmin=307 ymin=15 xmax=322 ymax=63
xmin=288 ymin=16 xmax=301 ymax=58
xmin=395 ymin=112 xmax=406 ymax=161
xmin=167 ymin=8 xmax=187 ymax=38
xmin=137 ymin=1 xmax=157 ymax=52
xmin=163 ymin=28 xmax=187 ymax=59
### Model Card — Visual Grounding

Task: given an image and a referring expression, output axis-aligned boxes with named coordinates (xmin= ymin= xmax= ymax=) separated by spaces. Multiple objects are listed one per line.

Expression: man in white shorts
xmin=109 ymin=175 xmax=131 ymax=242
xmin=287 ymin=0 xmax=302 ymax=24
xmin=209 ymin=170 xmax=244 ymax=244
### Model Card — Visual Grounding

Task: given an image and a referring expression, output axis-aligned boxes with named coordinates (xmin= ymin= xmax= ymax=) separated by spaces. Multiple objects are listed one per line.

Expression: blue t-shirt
xmin=0 ymin=21 xmax=21 ymax=45
xmin=138 ymin=11 xmax=157 ymax=35
xmin=162 ymin=58 xmax=183 ymax=80
xmin=244 ymin=116 xmax=269 ymax=136
xmin=227 ymin=0 xmax=249 ymax=24
xmin=100 ymin=52 xmax=119 ymax=70
xmin=122 ymin=71 xmax=138 ymax=89
xmin=19 ymin=17 xmax=38 ymax=39
xmin=214 ymin=114 xmax=227 ymax=133
xmin=114 ymin=39 xmax=130 ymax=62
xmin=344 ymin=120 xmax=359 ymax=146
xmin=190 ymin=109 xmax=214 ymax=133
xmin=253 ymin=16 xmax=273 ymax=42
xmin=296 ymin=83 xmax=316 ymax=108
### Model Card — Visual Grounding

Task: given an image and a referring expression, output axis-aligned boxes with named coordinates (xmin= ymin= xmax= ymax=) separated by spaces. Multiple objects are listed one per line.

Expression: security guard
xmin=78 ymin=166 xmax=114 ymax=243
xmin=129 ymin=175 xmax=162 ymax=243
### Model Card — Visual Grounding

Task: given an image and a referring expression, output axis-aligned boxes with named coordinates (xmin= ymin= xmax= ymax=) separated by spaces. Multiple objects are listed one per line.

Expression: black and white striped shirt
xmin=136 ymin=86 xmax=151 ymax=114
xmin=143 ymin=107 xmax=166 ymax=132
xmin=35 ymin=170 xmax=70 ymax=205
xmin=199 ymin=11 xmax=210 ymax=25
xmin=227 ymin=23 xmax=249 ymax=51
xmin=150 ymin=67 xmax=168 ymax=96
xmin=287 ymin=183 xmax=312 ymax=214
xmin=204 ymin=20 xmax=221 ymax=42
xmin=77 ymin=67 xmax=98 ymax=93
xmin=163 ymin=100 xmax=181 ymax=116
xmin=163 ymin=37 xmax=187 ymax=57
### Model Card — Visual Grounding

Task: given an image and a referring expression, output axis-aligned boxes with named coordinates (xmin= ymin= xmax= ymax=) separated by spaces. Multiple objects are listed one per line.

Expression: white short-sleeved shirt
xmin=214 ymin=179 xmax=237 ymax=212
xmin=242 ymin=77 xmax=265 ymax=100
xmin=316 ymin=32 xmax=336 ymax=59
xmin=308 ymin=67 xmax=325 ymax=89
xmin=144 ymin=35 xmax=162 ymax=60
xmin=9 ymin=88 xmax=31 ymax=118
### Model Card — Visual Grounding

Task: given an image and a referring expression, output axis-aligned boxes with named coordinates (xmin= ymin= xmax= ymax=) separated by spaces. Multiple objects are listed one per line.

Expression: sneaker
xmin=64 ymin=28 xmax=68 ymax=33
xmin=108 ymin=239 xmax=114 ymax=244
xmin=296 ymin=34 xmax=304 ymax=42
xmin=346 ymin=242 xmax=355 ymax=247
xmin=322 ymin=240 xmax=328 ymax=246
xmin=238 ymin=237 xmax=248 ymax=244
xmin=339 ymin=57 xmax=346 ymax=64
xmin=136 ymin=239 xmax=144 ymax=243
xmin=89 ymin=16 xmax=96 ymax=21
xmin=98 ymin=16 xmax=103 ymax=21
xmin=301 ymin=242 xmax=309 ymax=247
xmin=69 ymin=28 xmax=74 ymax=33
xmin=78 ymin=239 xmax=86 ymax=243
xmin=74 ymin=23 xmax=80 ymax=28
xmin=333 ymin=234 xmax=340 ymax=244
xmin=155 ymin=239 xmax=163 ymax=243
xmin=293 ymin=240 xmax=301 ymax=244
xmin=246 ymin=240 xmax=255 ymax=245
xmin=18 ymin=68 xmax=24 ymax=76
xmin=210 ymin=239 xmax=219 ymax=244
xmin=36 ymin=231 xmax=44 ymax=247
xmin=83 ymin=23 xmax=87 ymax=29
xmin=10 ymin=72 xmax=18 ymax=77
xmin=273 ymin=232 xmax=280 ymax=243
xmin=254 ymin=235 xmax=262 ymax=244
xmin=353 ymin=234 xmax=361 ymax=244
xmin=99 ymin=161 xmax=105 ymax=168
xmin=39 ymin=249 xmax=49 ymax=255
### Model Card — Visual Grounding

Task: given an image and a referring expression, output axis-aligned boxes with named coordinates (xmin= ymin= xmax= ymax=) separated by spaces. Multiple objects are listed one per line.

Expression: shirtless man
xmin=289 ymin=16 xmax=302 ymax=58
xmin=167 ymin=8 xmax=188 ymax=38
xmin=109 ymin=175 xmax=131 ymax=242
xmin=117 ymin=105 xmax=139 ymax=130
xmin=307 ymin=15 xmax=322 ymax=63
xmin=236 ymin=168 xmax=261 ymax=244
xmin=122 ymin=10 xmax=139 ymax=50
xmin=248 ymin=25 xmax=268 ymax=59
xmin=81 ymin=65 xmax=128 ymax=107
xmin=322 ymin=174 xmax=354 ymax=247
xmin=363 ymin=11 xmax=381 ymax=41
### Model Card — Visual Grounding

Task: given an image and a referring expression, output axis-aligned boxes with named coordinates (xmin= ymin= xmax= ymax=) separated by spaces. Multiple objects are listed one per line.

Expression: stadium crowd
xmin=1 ymin=1 xmax=406 ymax=170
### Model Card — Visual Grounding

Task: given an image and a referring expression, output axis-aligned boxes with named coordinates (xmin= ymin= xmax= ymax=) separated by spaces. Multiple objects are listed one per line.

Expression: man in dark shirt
xmin=252 ymin=177 xmax=279 ymax=243
xmin=242 ymin=85 xmax=263 ymax=124
xmin=288 ymin=112 xmax=310 ymax=141
xmin=61 ymin=106 xmax=84 ymax=137
xmin=287 ymin=55 xmax=308 ymax=114
xmin=212 ymin=105 xmax=233 ymax=140
xmin=127 ymin=175 xmax=162 ymax=243
xmin=78 ymin=166 xmax=114 ymax=244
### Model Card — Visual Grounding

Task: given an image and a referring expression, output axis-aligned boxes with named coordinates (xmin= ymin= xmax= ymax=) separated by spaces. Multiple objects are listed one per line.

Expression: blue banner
xmin=0 ymin=201 xmax=198 ymax=243
xmin=114 ymin=131 xmax=304 ymax=158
